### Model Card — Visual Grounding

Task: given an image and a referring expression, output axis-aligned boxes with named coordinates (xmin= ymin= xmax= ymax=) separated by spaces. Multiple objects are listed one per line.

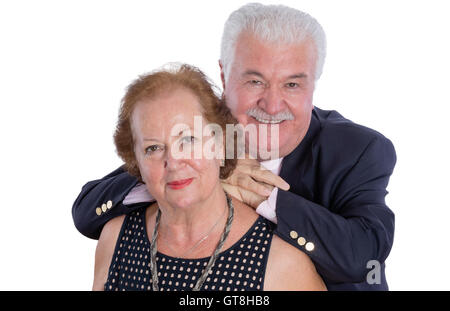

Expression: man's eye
xmin=145 ymin=145 xmax=163 ymax=154
xmin=286 ymin=82 xmax=299 ymax=88
xmin=249 ymin=80 xmax=263 ymax=86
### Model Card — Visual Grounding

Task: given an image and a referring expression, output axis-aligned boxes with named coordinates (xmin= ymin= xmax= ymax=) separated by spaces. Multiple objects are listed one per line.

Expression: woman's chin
xmin=168 ymin=196 xmax=198 ymax=210
xmin=162 ymin=179 xmax=220 ymax=210
xmin=164 ymin=187 xmax=199 ymax=209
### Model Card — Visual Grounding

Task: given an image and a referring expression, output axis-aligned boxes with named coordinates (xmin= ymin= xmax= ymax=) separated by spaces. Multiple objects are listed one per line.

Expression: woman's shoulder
xmin=102 ymin=204 xmax=154 ymax=240
xmin=92 ymin=215 xmax=126 ymax=290
xmin=229 ymin=195 xmax=260 ymax=219
xmin=95 ymin=214 xmax=127 ymax=266
xmin=264 ymin=235 xmax=327 ymax=291
xmin=102 ymin=215 xmax=126 ymax=238
xmin=229 ymin=196 xmax=259 ymax=229
xmin=216 ymin=196 xmax=259 ymax=250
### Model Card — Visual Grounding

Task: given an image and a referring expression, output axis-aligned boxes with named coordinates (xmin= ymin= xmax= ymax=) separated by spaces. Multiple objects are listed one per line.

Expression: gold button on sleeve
xmin=297 ymin=237 xmax=306 ymax=246
xmin=290 ymin=231 xmax=298 ymax=239
xmin=106 ymin=200 xmax=113 ymax=209
xmin=101 ymin=203 xmax=107 ymax=212
xmin=305 ymin=242 xmax=315 ymax=251
xmin=95 ymin=207 xmax=102 ymax=216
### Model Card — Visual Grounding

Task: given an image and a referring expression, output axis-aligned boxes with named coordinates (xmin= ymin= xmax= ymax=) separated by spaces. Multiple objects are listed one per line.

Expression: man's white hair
xmin=220 ymin=2 xmax=327 ymax=82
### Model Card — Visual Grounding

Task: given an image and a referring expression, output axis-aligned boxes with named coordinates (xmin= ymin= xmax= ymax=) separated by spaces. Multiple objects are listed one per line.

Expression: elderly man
xmin=73 ymin=3 xmax=396 ymax=290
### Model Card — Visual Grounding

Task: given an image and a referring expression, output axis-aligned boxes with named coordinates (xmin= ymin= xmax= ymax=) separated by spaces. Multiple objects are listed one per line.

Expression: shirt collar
xmin=260 ymin=157 xmax=284 ymax=175
xmin=279 ymin=108 xmax=321 ymax=178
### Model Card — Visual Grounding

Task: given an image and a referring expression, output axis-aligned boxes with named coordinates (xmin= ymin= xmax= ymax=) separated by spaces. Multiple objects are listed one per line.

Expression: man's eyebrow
xmin=287 ymin=73 xmax=308 ymax=79
xmin=242 ymin=71 xmax=308 ymax=80
xmin=242 ymin=70 xmax=265 ymax=79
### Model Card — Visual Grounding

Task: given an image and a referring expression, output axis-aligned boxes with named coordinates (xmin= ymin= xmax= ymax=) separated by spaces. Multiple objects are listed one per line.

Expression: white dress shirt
xmin=255 ymin=158 xmax=283 ymax=224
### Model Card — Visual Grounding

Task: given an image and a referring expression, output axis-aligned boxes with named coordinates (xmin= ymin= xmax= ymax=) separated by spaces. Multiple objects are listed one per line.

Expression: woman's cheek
xmin=188 ymin=159 xmax=206 ymax=172
xmin=201 ymin=159 xmax=222 ymax=183
xmin=140 ymin=162 xmax=163 ymax=189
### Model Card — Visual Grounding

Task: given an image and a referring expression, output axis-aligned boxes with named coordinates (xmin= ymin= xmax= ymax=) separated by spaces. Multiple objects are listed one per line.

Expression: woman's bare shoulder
xmin=230 ymin=196 xmax=259 ymax=221
xmin=92 ymin=215 xmax=126 ymax=290
xmin=101 ymin=215 xmax=126 ymax=240
xmin=264 ymin=235 xmax=327 ymax=291
xmin=216 ymin=196 xmax=259 ymax=250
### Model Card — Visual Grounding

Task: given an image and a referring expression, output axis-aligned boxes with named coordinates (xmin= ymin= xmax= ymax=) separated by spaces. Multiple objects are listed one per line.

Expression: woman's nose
xmin=164 ymin=147 xmax=188 ymax=170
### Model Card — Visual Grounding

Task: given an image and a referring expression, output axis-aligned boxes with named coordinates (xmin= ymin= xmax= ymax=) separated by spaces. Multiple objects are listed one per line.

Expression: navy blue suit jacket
xmin=72 ymin=107 xmax=396 ymax=290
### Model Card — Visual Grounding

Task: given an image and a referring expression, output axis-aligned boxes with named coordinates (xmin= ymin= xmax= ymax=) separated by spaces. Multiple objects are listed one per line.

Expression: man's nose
xmin=257 ymin=85 xmax=286 ymax=115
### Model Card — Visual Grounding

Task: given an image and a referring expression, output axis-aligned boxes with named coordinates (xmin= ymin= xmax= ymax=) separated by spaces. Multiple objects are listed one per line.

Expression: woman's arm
xmin=92 ymin=215 xmax=125 ymax=291
xmin=264 ymin=235 xmax=326 ymax=291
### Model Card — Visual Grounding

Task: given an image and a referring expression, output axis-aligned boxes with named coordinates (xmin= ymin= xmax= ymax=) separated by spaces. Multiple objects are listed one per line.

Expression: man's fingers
xmin=225 ymin=158 xmax=290 ymax=191
xmin=247 ymin=167 xmax=290 ymax=191
xmin=237 ymin=187 xmax=266 ymax=209
xmin=237 ymin=175 xmax=273 ymax=196
xmin=221 ymin=183 xmax=243 ymax=201
xmin=222 ymin=182 xmax=266 ymax=208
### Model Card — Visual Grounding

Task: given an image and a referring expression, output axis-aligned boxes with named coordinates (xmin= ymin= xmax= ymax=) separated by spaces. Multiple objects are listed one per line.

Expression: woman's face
xmin=131 ymin=87 xmax=222 ymax=210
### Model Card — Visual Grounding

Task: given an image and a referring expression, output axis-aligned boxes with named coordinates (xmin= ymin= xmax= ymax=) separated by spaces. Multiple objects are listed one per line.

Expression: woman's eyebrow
xmin=143 ymin=138 xmax=160 ymax=142
xmin=143 ymin=128 xmax=194 ymax=142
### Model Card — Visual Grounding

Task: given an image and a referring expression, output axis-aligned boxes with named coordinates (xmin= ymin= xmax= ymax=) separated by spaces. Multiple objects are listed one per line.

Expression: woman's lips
xmin=167 ymin=178 xmax=194 ymax=190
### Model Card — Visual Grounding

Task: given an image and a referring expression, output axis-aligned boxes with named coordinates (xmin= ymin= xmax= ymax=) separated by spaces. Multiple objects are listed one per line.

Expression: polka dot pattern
xmin=104 ymin=207 xmax=273 ymax=291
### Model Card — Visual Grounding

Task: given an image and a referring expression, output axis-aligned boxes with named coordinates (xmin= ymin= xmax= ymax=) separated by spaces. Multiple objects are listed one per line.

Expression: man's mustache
xmin=246 ymin=107 xmax=294 ymax=123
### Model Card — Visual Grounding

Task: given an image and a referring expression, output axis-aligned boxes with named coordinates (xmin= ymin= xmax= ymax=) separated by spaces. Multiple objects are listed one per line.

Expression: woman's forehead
xmin=139 ymin=88 xmax=203 ymax=115
xmin=131 ymin=96 xmax=207 ymax=138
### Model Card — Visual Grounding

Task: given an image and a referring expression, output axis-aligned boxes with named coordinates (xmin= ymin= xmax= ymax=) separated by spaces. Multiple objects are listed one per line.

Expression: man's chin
xmin=245 ymin=143 xmax=279 ymax=161
xmin=247 ymin=135 xmax=302 ymax=160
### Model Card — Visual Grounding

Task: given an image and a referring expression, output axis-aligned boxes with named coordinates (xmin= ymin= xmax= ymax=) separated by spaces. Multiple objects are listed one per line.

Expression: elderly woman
xmin=92 ymin=64 xmax=326 ymax=291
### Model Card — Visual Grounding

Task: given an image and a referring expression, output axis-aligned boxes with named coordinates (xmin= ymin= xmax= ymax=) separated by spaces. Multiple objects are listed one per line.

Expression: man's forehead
xmin=235 ymin=34 xmax=314 ymax=59
xmin=231 ymin=34 xmax=316 ymax=77
xmin=242 ymin=69 xmax=308 ymax=81
xmin=236 ymin=31 xmax=313 ymax=51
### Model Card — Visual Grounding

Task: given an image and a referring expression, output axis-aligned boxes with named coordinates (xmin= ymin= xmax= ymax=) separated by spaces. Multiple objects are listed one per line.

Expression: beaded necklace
xmin=149 ymin=193 xmax=234 ymax=291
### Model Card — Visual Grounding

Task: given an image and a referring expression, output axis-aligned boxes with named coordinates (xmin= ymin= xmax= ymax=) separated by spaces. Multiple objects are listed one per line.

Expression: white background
xmin=1 ymin=0 xmax=449 ymax=290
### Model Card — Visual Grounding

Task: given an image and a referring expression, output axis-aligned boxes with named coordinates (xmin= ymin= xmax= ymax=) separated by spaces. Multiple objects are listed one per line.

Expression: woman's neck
xmin=156 ymin=185 xmax=228 ymax=247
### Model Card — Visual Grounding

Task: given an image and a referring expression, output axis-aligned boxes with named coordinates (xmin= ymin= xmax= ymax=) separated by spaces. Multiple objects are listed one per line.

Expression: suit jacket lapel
xmin=279 ymin=109 xmax=321 ymax=201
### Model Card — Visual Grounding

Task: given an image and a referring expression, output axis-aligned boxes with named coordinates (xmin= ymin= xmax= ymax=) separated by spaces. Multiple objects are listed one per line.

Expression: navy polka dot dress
xmin=104 ymin=207 xmax=274 ymax=291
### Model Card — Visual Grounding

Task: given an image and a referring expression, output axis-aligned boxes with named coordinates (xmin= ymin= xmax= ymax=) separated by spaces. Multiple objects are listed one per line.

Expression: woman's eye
xmin=181 ymin=136 xmax=196 ymax=144
xmin=145 ymin=145 xmax=162 ymax=154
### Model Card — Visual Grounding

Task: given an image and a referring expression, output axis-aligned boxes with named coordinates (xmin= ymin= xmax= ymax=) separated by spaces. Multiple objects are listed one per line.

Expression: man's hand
xmin=221 ymin=158 xmax=290 ymax=208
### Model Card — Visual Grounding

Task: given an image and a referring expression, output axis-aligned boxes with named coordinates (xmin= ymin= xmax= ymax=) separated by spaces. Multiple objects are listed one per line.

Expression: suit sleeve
xmin=72 ymin=166 xmax=145 ymax=240
xmin=274 ymin=137 xmax=396 ymax=283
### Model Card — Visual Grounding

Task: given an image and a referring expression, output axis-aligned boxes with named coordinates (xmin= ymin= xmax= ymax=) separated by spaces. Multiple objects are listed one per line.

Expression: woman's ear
xmin=218 ymin=131 xmax=226 ymax=167
xmin=219 ymin=60 xmax=226 ymax=91
xmin=214 ymin=136 xmax=225 ymax=168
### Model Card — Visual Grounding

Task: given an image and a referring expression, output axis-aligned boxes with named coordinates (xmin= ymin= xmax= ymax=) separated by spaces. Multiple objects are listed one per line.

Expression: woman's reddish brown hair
xmin=114 ymin=64 xmax=237 ymax=182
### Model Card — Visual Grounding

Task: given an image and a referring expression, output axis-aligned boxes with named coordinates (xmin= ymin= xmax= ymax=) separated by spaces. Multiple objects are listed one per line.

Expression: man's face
xmin=222 ymin=33 xmax=317 ymax=159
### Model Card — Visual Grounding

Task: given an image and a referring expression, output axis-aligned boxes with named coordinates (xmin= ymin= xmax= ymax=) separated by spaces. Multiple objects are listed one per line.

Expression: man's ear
xmin=219 ymin=60 xmax=226 ymax=91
